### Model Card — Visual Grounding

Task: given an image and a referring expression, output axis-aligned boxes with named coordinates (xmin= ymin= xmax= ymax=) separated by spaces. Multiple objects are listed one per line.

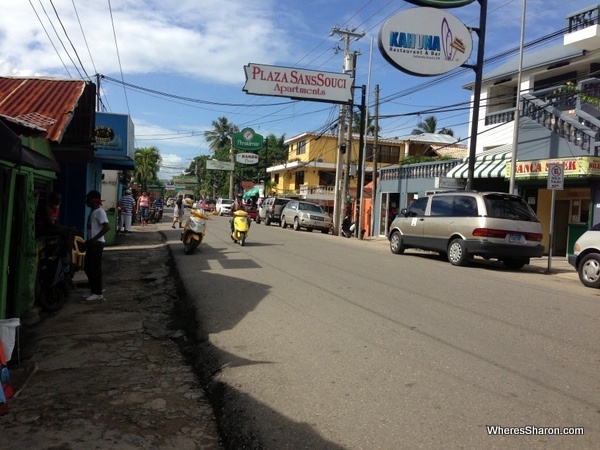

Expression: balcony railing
xmin=299 ymin=185 xmax=335 ymax=200
xmin=380 ymin=160 xmax=462 ymax=182
xmin=567 ymin=5 xmax=599 ymax=33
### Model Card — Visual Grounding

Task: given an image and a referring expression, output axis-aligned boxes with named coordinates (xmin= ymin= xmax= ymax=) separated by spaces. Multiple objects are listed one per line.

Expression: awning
xmin=446 ymin=150 xmax=510 ymax=179
xmin=243 ymin=186 xmax=260 ymax=200
xmin=0 ymin=120 xmax=60 ymax=172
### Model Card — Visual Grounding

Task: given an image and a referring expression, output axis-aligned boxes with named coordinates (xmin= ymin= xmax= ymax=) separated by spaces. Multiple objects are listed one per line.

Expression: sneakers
xmin=84 ymin=294 xmax=104 ymax=301
xmin=82 ymin=288 xmax=106 ymax=299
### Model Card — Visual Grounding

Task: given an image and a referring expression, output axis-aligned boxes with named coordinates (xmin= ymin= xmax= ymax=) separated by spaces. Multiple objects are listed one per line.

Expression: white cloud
xmin=1 ymin=0 xmax=289 ymax=84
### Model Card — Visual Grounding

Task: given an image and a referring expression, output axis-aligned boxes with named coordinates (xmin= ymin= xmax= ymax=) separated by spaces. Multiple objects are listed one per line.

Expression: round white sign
xmin=378 ymin=7 xmax=473 ymax=77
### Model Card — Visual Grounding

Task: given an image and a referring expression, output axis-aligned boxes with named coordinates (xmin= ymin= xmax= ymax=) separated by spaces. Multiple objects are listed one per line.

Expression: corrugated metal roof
xmin=0 ymin=76 xmax=90 ymax=142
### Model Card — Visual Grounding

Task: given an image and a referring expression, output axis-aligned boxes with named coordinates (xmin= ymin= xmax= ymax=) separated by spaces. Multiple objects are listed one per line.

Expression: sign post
xmin=547 ymin=163 xmax=564 ymax=272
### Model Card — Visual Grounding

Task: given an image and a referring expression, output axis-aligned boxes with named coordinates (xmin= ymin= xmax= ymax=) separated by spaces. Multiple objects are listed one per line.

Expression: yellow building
xmin=267 ymin=131 xmax=464 ymax=208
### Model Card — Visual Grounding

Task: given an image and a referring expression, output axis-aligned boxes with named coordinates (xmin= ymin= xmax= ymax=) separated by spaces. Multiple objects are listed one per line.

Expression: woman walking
xmin=172 ymin=194 xmax=184 ymax=228
xmin=137 ymin=191 xmax=150 ymax=227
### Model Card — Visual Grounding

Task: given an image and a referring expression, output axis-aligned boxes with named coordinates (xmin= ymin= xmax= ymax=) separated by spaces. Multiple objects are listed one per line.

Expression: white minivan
xmin=388 ymin=191 xmax=544 ymax=270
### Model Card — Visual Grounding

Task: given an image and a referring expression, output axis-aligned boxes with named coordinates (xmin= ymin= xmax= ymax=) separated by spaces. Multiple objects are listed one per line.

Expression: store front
xmin=510 ymin=157 xmax=599 ymax=256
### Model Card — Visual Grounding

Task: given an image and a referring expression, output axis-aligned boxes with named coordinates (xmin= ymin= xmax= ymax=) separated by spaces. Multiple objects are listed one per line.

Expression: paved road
xmin=167 ymin=214 xmax=599 ymax=449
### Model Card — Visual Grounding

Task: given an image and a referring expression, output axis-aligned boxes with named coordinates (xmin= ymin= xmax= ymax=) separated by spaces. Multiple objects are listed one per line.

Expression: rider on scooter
xmin=230 ymin=194 xmax=250 ymax=232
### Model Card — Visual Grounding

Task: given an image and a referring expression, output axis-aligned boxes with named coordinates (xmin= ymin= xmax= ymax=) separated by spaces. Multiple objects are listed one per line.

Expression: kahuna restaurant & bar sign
xmin=378 ymin=7 xmax=473 ymax=76
xmin=506 ymin=157 xmax=600 ymax=179
xmin=243 ymin=63 xmax=353 ymax=104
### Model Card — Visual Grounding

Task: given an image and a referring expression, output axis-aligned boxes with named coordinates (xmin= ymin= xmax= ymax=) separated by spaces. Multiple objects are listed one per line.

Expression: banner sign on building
xmin=243 ymin=64 xmax=354 ymax=104
xmin=378 ymin=7 xmax=473 ymax=77
xmin=507 ymin=157 xmax=600 ymax=179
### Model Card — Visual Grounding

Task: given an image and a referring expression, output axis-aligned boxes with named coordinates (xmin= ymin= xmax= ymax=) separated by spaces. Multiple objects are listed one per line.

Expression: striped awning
xmin=446 ymin=150 xmax=511 ymax=179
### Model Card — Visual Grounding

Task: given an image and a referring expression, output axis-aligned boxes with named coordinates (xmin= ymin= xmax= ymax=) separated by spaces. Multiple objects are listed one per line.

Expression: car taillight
xmin=472 ymin=228 xmax=542 ymax=242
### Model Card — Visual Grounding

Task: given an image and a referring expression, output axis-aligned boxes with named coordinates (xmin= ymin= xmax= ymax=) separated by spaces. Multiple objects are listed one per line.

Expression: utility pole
xmin=330 ymin=26 xmax=365 ymax=236
xmin=371 ymin=85 xmax=379 ymax=236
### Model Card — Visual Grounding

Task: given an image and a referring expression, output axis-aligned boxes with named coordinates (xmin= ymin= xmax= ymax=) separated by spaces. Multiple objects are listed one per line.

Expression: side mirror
xmin=400 ymin=208 xmax=409 ymax=217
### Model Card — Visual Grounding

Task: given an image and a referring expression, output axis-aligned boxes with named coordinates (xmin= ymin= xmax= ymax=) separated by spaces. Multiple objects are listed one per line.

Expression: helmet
xmin=184 ymin=198 xmax=193 ymax=207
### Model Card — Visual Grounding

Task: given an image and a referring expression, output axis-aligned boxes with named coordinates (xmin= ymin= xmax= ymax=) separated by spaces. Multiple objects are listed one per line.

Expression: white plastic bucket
xmin=0 ymin=319 xmax=20 ymax=362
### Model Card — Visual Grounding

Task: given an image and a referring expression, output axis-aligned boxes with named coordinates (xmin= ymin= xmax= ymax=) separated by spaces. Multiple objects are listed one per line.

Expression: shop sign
xmin=233 ymin=128 xmax=263 ymax=151
xmin=403 ymin=0 xmax=476 ymax=7
xmin=507 ymin=156 xmax=600 ymax=179
xmin=236 ymin=153 xmax=259 ymax=165
xmin=206 ymin=160 xmax=234 ymax=171
xmin=243 ymin=63 xmax=353 ymax=104
xmin=378 ymin=7 xmax=472 ymax=76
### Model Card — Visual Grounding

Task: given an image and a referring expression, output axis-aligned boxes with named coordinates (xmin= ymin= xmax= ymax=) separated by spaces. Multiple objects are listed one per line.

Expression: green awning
xmin=243 ymin=186 xmax=260 ymax=200
xmin=446 ymin=150 xmax=510 ymax=179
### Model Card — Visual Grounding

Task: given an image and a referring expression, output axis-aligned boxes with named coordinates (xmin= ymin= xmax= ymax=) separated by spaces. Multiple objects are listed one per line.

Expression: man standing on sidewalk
xmin=84 ymin=190 xmax=110 ymax=301
xmin=118 ymin=189 xmax=136 ymax=234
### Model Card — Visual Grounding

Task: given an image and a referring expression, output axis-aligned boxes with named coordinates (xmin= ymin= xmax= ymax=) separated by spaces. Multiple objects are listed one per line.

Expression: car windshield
xmin=222 ymin=200 xmax=233 ymax=205
xmin=483 ymin=194 xmax=539 ymax=221
xmin=299 ymin=202 xmax=323 ymax=213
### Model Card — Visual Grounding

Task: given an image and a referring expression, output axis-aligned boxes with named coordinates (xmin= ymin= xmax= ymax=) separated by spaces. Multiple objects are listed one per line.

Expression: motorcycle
xmin=341 ymin=215 xmax=356 ymax=238
xmin=35 ymin=235 xmax=78 ymax=310
xmin=231 ymin=210 xmax=250 ymax=246
xmin=149 ymin=207 xmax=163 ymax=224
xmin=181 ymin=208 xmax=211 ymax=254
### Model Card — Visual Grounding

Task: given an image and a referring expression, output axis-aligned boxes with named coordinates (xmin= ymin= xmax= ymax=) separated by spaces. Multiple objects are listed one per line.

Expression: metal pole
xmin=466 ymin=0 xmax=488 ymax=190
xmin=547 ymin=189 xmax=556 ymax=272
xmin=229 ymin=145 xmax=234 ymax=199
xmin=509 ymin=0 xmax=527 ymax=195
xmin=370 ymin=85 xmax=379 ymax=236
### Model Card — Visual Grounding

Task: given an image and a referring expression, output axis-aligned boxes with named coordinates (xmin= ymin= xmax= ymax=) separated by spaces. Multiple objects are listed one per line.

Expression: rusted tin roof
xmin=0 ymin=76 xmax=95 ymax=143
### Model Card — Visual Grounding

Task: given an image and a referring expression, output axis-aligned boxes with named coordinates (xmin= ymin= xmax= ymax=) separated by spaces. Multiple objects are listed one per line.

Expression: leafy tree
xmin=134 ymin=146 xmax=162 ymax=192
xmin=411 ymin=115 xmax=454 ymax=137
xmin=204 ymin=117 xmax=239 ymax=152
xmin=352 ymin=108 xmax=379 ymax=136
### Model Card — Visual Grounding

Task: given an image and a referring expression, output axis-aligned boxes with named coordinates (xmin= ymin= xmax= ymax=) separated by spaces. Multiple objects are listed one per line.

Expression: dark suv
xmin=257 ymin=197 xmax=291 ymax=226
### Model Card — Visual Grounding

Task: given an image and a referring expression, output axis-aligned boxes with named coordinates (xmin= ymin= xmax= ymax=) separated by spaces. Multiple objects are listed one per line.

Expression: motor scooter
xmin=35 ymin=235 xmax=77 ymax=310
xmin=231 ymin=210 xmax=250 ymax=246
xmin=341 ymin=215 xmax=356 ymax=238
xmin=149 ymin=206 xmax=163 ymax=223
xmin=181 ymin=208 xmax=211 ymax=254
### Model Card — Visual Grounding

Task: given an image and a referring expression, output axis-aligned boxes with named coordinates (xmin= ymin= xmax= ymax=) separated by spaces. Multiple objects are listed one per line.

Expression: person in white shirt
xmin=84 ymin=190 xmax=110 ymax=301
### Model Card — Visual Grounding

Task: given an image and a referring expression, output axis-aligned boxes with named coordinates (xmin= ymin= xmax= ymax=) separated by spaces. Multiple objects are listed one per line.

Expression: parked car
xmin=280 ymin=200 xmax=332 ymax=233
xmin=568 ymin=223 xmax=600 ymax=288
xmin=257 ymin=197 xmax=291 ymax=225
xmin=388 ymin=191 xmax=544 ymax=270
xmin=216 ymin=198 xmax=234 ymax=215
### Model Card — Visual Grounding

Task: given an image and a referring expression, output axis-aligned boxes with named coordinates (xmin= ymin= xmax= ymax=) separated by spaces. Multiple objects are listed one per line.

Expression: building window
xmin=379 ymin=145 xmax=400 ymax=164
xmin=274 ymin=174 xmax=279 ymax=184
xmin=296 ymin=140 xmax=306 ymax=155
xmin=366 ymin=144 xmax=400 ymax=163
xmin=295 ymin=170 xmax=305 ymax=186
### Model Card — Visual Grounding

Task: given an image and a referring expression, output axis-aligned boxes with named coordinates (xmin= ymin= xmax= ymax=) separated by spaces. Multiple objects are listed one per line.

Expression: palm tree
xmin=134 ymin=146 xmax=162 ymax=192
xmin=204 ymin=117 xmax=239 ymax=152
xmin=411 ymin=115 xmax=454 ymax=137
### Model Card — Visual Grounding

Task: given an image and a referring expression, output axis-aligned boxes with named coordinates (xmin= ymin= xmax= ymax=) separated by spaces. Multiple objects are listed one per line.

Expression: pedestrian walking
xmin=118 ymin=189 xmax=136 ymax=234
xmin=83 ymin=190 xmax=110 ymax=301
xmin=172 ymin=194 xmax=184 ymax=228
xmin=137 ymin=191 xmax=150 ymax=227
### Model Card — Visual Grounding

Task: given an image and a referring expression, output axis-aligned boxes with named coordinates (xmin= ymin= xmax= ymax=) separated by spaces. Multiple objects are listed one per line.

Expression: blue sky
xmin=0 ymin=0 xmax=586 ymax=178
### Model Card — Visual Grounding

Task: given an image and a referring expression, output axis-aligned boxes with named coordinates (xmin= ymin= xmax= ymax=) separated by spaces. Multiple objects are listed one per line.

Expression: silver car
xmin=280 ymin=200 xmax=332 ymax=233
xmin=568 ymin=223 xmax=600 ymax=288
xmin=216 ymin=198 xmax=234 ymax=216
xmin=388 ymin=191 xmax=544 ymax=270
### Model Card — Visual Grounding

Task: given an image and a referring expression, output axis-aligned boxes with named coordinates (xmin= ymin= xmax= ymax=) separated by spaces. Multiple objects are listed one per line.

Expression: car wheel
xmin=293 ymin=218 xmax=301 ymax=231
xmin=503 ymin=258 xmax=527 ymax=270
xmin=265 ymin=216 xmax=271 ymax=226
xmin=389 ymin=231 xmax=405 ymax=255
xmin=321 ymin=229 xmax=329 ymax=234
xmin=578 ymin=253 xmax=600 ymax=288
xmin=448 ymin=239 xmax=468 ymax=266
xmin=256 ymin=216 xmax=261 ymax=224
xmin=281 ymin=216 xmax=287 ymax=228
